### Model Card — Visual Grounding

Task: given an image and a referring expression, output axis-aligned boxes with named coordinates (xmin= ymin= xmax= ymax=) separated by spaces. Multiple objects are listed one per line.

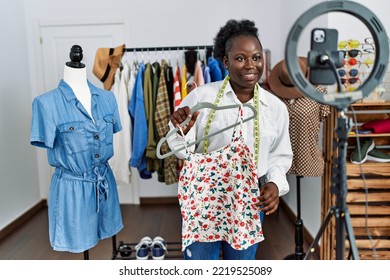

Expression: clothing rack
xmin=125 ymin=45 xmax=213 ymax=52
xmin=125 ymin=45 xmax=215 ymax=74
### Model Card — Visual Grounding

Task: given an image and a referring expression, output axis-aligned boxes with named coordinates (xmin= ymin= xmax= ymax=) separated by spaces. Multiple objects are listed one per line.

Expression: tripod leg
xmin=343 ymin=211 xmax=360 ymax=260
xmin=304 ymin=207 xmax=334 ymax=260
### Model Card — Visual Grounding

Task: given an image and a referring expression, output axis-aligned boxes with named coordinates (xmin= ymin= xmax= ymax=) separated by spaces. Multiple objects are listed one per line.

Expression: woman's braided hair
xmin=213 ymin=19 xmax=262 ymax=61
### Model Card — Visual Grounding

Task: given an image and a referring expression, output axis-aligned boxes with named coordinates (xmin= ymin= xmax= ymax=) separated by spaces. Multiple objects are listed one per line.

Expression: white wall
xmin=0 ymin=0 xmax=41 ymax=230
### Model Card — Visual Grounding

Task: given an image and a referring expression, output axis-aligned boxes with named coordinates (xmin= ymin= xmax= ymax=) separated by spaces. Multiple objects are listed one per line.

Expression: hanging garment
xmin=127 ymin=63 xmax=136 ymax=168
xmin=144 ymin=63 xmax=159 ymax=173
xmin=207 ymin=57 xmax=223 ymax=82
xmin=129 ymin=63 xmax=152 ymax=179
xmin=218 ymin=59 xmax=229 ymax=79
xmin=178 ymin=107 xmax=264 ymax=251
xmin=155 ymin=60 xmax=177 ymax=185
xmin=152 ymin=61 xmax=161 ymax=108
xmin=30 ymin=80 xmax=123 ymax=253
xmin=127 ymin=62 xmax=137 ymax=103
xmin=173 ymin=65 xmax=184 ymax=173
xmin=165 ymin=64 xmax=174 ymax=114
xmin=111 ymin=67 xmax=121 ymax=98
xmin=181 ymin=64 xmax=188 ymax=99
xmin=173 ymin=65 xmax=182 ymax=110
xmin=281 ymin=95 xmax=330 ymax=177
xmin=109 ymin=62 xmax=132 ymax=184
xmin=143 ymin=63 xmax=153 ymax=123
xmin=151 ymin=61 xmax=166 ymax=183
xmin=184 ymin=49 xmax=198 ymax=75
xmin=202 ymin=63 xmax=211 ymax=84
xmin=194 ymin=60 xmax=205 ymax=88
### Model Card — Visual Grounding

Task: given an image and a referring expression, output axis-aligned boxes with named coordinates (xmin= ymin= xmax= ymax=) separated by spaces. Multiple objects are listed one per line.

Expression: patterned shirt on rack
xmin=281 ymin=87 xmax=330 ymax=177
xmin=155 ymin=60 xmax=177 ymax=184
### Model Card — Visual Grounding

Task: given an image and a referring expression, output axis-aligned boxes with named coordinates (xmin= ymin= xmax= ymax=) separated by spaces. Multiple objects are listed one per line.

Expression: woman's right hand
xmin=170 ymin=106 xmax=200 ymax=135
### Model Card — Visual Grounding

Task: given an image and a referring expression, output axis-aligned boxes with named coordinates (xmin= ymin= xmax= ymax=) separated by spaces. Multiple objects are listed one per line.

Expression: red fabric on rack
xmin=362 ymin=118 xmax=390 ymax=134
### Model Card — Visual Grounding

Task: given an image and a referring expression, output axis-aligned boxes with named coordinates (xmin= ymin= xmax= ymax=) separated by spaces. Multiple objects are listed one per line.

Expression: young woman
xmin=167 ymin=19 xmax=293 ymax=260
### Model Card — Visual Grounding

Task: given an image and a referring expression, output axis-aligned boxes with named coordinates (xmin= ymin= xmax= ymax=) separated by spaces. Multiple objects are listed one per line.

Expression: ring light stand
xmin=284 ymin=1 xmax=389 ymax=260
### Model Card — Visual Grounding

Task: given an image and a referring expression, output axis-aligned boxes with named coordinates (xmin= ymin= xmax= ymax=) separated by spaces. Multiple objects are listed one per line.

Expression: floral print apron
xmin=178 ymin=107 xmax=264 ymax=251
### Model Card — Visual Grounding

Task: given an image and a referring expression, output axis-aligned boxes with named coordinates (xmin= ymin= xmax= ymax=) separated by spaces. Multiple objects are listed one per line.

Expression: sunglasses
xmin=345 ymin=86 xmax=358 ymax=92
xmin=361 ymin=57 xmax=375 ymax=68
xmin=342 ymin=49 xmax=362 ymax=58
xmin=338 ymin=40 xmax=360 ymax=49
xmin=363 ymin=47 xmax=375 ymax=54
xmin=342 ymin=58 xmax=361 ymax=67
xmin=341 ymin=77 xmax=361 ymax=84
xmin=338 ymin=38 xmax=374 ymax=49
xmin=338 ymin=69 xmax=359 ymax=77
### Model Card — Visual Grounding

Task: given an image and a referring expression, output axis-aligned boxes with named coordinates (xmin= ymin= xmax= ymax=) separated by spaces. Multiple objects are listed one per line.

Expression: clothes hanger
xmin=156 ymin=102 xmax=258 ymax=159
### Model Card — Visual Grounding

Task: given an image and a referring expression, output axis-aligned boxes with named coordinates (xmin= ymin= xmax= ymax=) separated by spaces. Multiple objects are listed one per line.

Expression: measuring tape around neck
xmin=203 ymin=76 xmax=260 ymax=165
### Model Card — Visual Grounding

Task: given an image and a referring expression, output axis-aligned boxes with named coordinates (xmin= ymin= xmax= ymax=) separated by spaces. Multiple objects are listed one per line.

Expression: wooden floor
xmin=0 ymin=202 xmax=310 ymax=260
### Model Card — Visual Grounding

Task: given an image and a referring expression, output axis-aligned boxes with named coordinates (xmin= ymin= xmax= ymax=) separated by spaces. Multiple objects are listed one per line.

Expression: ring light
xmin=285 ymin=0 xmax=389 ymax=108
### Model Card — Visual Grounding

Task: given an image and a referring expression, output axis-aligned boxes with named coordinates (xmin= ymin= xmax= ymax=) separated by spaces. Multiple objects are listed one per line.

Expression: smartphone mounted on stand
xmin=308 ymin=28 xmax=340 ymax=85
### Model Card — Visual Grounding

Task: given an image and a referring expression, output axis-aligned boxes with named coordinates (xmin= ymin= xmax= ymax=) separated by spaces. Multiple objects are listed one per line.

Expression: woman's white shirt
xmin=167 ymin=80 xmax=293 ymax=196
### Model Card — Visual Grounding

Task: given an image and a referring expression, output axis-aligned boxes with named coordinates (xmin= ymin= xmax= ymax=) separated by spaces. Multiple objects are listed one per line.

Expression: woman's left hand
xmin=255 ymin=182 xmax=279 ymax=216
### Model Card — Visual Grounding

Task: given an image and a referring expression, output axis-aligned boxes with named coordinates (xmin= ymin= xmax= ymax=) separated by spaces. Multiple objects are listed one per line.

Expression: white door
xmin=39 ymin=21 xmax=124 ymax=90
xmin=38 ymin=20 xmax=139 ymax=204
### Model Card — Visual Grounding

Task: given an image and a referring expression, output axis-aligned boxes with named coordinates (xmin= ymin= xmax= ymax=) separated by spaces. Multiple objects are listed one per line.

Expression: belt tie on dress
xmin=92 ymin=165 xmax=109 ymax=213
xmin=56 ymin=164 xmax=109 ymax=213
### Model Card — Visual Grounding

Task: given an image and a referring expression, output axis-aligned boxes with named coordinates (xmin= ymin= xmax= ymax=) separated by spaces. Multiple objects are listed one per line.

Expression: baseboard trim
xmin=140 ymin=197 xmax=179 ymax=205
xmin=279 ymin=198 xmax=319 ymax=253
xmin=0 ymin=198 xmax=318 ymax=253
xmin=0 ymin=200 xmax=47 ymax=242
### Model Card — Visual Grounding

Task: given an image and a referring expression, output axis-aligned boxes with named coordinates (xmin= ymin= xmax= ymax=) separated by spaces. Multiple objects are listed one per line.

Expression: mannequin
xmin=30 ymin=45 xmax=123 ymax=259
xmin=63 ymin=45 xmax=93 ymax=119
